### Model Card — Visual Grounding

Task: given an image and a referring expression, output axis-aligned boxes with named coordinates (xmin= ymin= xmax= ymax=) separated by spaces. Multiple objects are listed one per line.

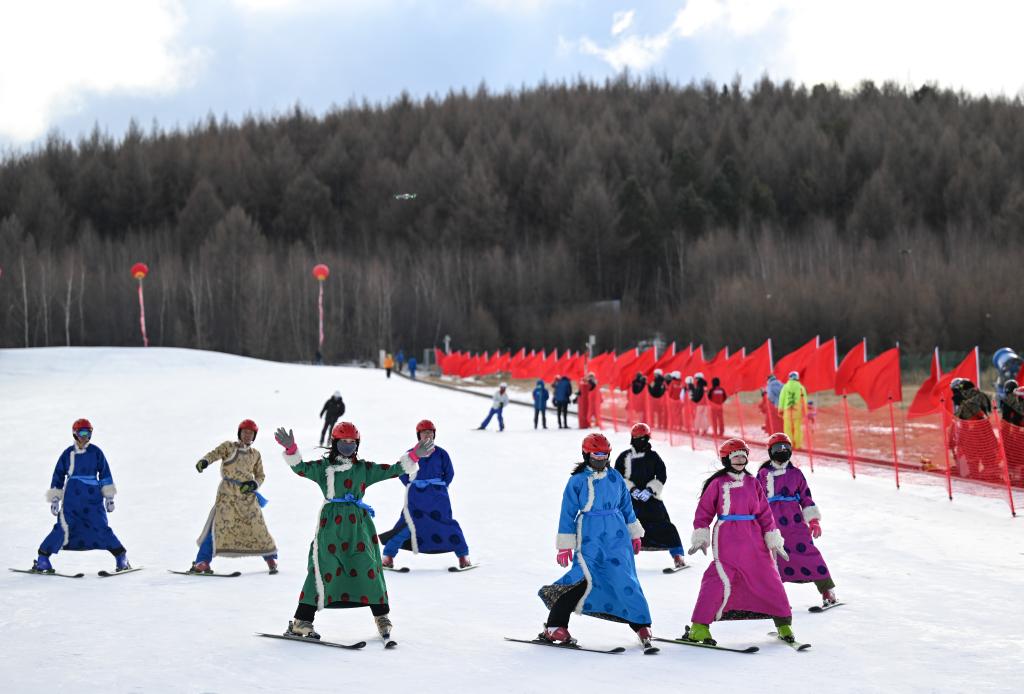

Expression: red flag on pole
xmin=907 ymin=348 xmax=942 ymax=418
xmin=773 ymin=336 xmax=819 ymax=381
xmin=735 ymin=340 xmax=772 ymax=392
xmin=835 ymin=339 xmax=867 ymax=395
xmin=931 ymin=348 xmax=980 ymax=410
xmin=802 ymin=337 xmax=837 ymax=394
xmin=847 ymin=347 xmax=902 ymax=411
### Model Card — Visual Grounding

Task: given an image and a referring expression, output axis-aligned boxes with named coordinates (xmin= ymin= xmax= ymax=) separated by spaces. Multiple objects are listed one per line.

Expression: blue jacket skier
xmin=31 ymin=418 xmax=131 ymax=573
xmin=553 ymin=375 xmax=573 ymax=429
xmin=533 ymin=379 xmax=550 ymax=429
xmin=379 ymin=420 xmax=471 ymax=568
xmin=537 ymin=433 xmax=653 ymax=650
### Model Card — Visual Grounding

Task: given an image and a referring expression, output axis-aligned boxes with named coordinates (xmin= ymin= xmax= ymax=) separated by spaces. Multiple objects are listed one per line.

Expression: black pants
xmin=320 ymin=418 xmax=338 ymax=445
xmin=534 ymin=409 xmax=547 ymax=428
xmin=555 ymin=402 xmax=569 ymax=428
xmin=546 ymin=581 xmax=648 ymax=631
xmin=386 ymin=368 xmax=391 ymax=378
xmin=295 ymin=602 xmax=390 ymax=622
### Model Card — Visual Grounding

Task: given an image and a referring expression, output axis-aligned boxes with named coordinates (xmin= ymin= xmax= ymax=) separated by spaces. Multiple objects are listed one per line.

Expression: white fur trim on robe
xmin=690 ymin=526 xmax=710 ymax=548
xmin=764 ymin=528 xmax=785 ymax=552
xmin=802 ymin=505 xmax=821 ymax=522
xmin=627 ymin=520 xmax=645 ymax=539
xmin=556 ymin=533 xmax=577 ymax=550
xmin=398 ymin=453 xmax=418 ymax=476
xmin=101 ymin=484 xmax=117 ymax=498
xmin=646 ymin=479 xmax=664 ymax=499
xmin=282 ymin=449 xmax=303 ymax=467
xmin=45 ymin=488 xmax=63 ymax=502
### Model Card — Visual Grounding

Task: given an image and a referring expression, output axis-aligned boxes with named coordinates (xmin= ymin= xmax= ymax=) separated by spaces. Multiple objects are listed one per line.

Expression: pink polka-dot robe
xmin=756 ymin=461 xmax=831 ymax=584
xmin=690 ymin=472 xmax=792 ymax=625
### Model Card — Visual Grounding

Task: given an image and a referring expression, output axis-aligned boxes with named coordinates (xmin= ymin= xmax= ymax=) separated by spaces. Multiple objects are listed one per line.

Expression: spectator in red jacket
xmin=707 ymin=377 xmax=728 ymax=437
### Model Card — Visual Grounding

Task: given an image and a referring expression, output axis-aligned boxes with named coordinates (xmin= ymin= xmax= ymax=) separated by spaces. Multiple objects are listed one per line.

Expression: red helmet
xmin=331 ymin=421 xmax=361 ymax=441
xmin=766 ymin=432 xmax=792 ymax=449
xmin=415 ymin=419 xmax=436 ymax=435
xmin=582 ymin=432 xmax=612 ymax=455
xmin=72 ymin=418 xmax=93 ymax=434
xmin=719 ymin=438 xmax=749 ymax=459
xmin=630 ymin=422 xmax=652 ymax=439
xmin=238 ymin=419 xmax=258 ymax=440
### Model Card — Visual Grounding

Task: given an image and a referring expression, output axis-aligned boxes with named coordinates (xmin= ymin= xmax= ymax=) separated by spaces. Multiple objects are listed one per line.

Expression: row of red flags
xmin=435 ymin=340 xmax=980 ymax=414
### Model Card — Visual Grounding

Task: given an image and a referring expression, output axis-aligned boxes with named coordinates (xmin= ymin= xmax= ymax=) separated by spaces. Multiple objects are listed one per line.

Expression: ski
xmin=9 ymin=568 xmax=85 ymax=579
xmin=767 ymin=632 xmax=812 ymax=651
xmin=652 ymin=637 xmax=759 ymax=654
xmin=448 ymin=563 xmax=481 ymax=572
xmin=808 ymin=602 xmax=844 ymax=613
xmin=383 ymin=566 xmax=411 ymax=573
xmin=98 ymin=567 xmax=143 ymax=577
xmin=643 ymin=645 xmax=660 ymax=655
xmin=168 ymin=570 xmax=242 ymax=578
xmin=505 ymin=637 xmax=625 ymax=654
xmin=257 ymin=633 xmax=366 ymax=650
xmin=381 ymin=636 xmax=398 ymax=649
xmin=662 ymin=565 xmax=690 ymax=573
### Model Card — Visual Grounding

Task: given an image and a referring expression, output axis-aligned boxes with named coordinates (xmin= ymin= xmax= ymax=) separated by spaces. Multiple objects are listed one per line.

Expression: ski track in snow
xmin=1 ymin=347 xmax=1020 ymax=693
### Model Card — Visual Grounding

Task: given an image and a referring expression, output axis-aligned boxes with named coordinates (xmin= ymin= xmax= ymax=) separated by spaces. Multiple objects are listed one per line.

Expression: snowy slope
xmin=0 ymin=347 xmax=1020 ymax=694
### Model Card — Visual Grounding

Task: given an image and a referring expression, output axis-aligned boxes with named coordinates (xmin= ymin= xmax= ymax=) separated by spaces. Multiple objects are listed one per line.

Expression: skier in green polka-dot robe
xmin=273 ymin=422 xmax=435 ymax=641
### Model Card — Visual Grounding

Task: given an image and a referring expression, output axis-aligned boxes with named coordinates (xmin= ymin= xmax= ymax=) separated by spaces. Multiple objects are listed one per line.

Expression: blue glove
xmin=637 ymin=489 xmax=652 ymax=502
xmin=104 ymin=497 xmax=115 ymax=512
xmin=630 ymin=488 xmax=643 ymax=500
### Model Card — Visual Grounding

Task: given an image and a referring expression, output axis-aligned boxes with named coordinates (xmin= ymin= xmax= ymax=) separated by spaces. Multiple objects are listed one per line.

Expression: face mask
xmin=335 ymin=440 xmax=358 ymax=457
xmin=588 ymin=452 xmax=610 ymax=471
xmin=769 ymin=446 xmax=792 ymax=463
xmin=631 ymin=438 xmax=650 ymax=452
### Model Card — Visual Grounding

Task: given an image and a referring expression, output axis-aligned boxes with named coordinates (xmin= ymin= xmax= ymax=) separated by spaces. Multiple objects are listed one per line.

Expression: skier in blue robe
xmin=537 ymin=432 xmax=654 ymax=650
xmin=379 ymin=419 xmax=472 ymax=569
xmin=30 ymin=418 xmax=131 ymax=573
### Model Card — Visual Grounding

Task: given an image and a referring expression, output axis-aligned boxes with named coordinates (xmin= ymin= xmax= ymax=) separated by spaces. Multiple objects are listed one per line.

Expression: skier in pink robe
xmin=682 ymin=438 xmax=798 ymax=645
xmin=756 ymin=432 xmax=837 ymax=608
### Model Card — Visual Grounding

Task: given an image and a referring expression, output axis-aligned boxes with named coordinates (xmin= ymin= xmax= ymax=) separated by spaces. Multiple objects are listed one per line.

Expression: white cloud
xmin=611 ymin=9 xmax=635 ymax=36
xmin=0 ymin=0 xmax=203 ymax=144
xmin=572 ymin=0 xmax=1024 ymax=96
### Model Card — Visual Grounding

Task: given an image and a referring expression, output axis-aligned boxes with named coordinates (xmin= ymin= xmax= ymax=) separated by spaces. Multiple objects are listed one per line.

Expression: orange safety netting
xmin=588 ymin=387 xmax=1019 ymax=516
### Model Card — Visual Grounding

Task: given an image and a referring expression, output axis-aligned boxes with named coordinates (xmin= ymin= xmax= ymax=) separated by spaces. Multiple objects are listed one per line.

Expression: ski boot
xmin=682 ymin=623 xmax=716 ymax=646
xmin=777 ymin=624 xmax=796 ymax=644
xmin=537 ymin=625 xmax=576 ymax=646
xmin=672 ymin=554 xmax=687 ymax=569
xmin=115 ymin=553 xmax=132 ymax=572
xmin=458 ymin=555 xmax=472 ymax=569
xmin=31 ymin=554 xmax=54 ymax=574
xmin=374 ymin=615 xmax=393 ymax=640
xmin=286 ymin=619 xmax=320 ymax=640
xmin=265 ymin=557 xmax=278 ymax=574
xmin=381 ymin=555 xmax=395 ymax=569
xmin=189 ymin=561 xmax=213 ymax=575
xmin=821 ymin=589 xmax=837 ymax=607
xmin=635 ymin=626 xmax=654 ymax=649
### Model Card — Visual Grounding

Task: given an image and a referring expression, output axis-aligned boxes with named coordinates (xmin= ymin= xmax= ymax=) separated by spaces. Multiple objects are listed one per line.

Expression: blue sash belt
xmin=583 ymin=509 xmax=622 ymax=517
xmin=719 ymin=514 xmax=755 ymax=521
xmin=768 ymin=494 xmax=801 ymax=503
xmin=68 ymin=475 xmax=114 ymax=487
xmin=326 ymin=493 xmax=375 ymax=517
xmin=224 ymin=478 xmax=269 ymax=508
xmin=411 ymin=478 xmax=447 ymax=489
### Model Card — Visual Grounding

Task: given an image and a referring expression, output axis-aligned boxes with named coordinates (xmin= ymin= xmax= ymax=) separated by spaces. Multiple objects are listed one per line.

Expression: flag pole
xmin=842 ymin=394 xmax=856 ymax=479
xmin=939 ymin=397 xmax=953 ymax=501
xmin=888 ymin=397 xmax=901 ymax=489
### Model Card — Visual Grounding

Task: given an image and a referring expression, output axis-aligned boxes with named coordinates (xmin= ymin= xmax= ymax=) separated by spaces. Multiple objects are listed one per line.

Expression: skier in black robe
xmin=613 ymin=422 xmax=686 ymax=570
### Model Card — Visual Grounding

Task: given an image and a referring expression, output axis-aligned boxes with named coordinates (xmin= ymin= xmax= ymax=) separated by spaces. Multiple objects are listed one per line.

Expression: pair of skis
xmin=384 ymin=563 xmax=481 ymax=573
xmin=257 ymin=633 xmax=396 ymax=650
xmin=9 ymin=567 xmax=143 ymax=579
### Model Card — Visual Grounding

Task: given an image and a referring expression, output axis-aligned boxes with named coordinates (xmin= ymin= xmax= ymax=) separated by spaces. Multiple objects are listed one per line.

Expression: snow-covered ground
xmin=0 ymin=347 xmax=1020 ymax=693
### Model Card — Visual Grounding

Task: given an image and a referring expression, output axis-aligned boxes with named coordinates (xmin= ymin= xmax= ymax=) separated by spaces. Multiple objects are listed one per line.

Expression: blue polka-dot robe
xmin=39 ymin=444 xmax=123 ymax=555
xmin=540 ymin=467 xmax=651 ymax=624
xmin=756 ymin=461 xmax=831 ymax=583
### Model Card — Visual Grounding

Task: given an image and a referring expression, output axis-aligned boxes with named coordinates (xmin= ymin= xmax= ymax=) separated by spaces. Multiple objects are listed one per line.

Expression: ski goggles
xmin=589 ymin=451 xmax=610 ymax=460
xmin=769 ymin=442 xmax=792 ymax=455
xmin=75 ymin=429 xmax=93 ymax=439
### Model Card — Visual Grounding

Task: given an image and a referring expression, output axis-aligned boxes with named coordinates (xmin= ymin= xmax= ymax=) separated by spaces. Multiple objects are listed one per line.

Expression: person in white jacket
xmin=478 ymin=383 xmax=511 ymax=432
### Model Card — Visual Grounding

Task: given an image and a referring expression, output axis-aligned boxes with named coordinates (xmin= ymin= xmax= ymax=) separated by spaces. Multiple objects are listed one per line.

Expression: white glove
xmin=413 ymin=437 xmax=435 ymax=459
xmin=764 ymin=529 xmax=789 ymax=562
xmin=104 ymin=497 xmax=115 ymax=513
xmin=50 ymin=499 xmax=60 ymax=516
xmin=688 ymin=527 xmax=710 ymax=556
xmin=637 ymin=489 xmax=652 ymax=502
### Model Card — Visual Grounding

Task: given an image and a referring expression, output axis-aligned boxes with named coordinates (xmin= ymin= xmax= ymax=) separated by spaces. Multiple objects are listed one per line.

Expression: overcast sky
xmin=2 ymin=0 xmax=1023 ymax=149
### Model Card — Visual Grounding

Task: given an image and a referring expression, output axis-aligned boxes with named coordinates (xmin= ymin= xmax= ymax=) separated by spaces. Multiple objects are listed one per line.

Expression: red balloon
xmin=312 ymin=263 xmax=330 ymax=281
xmin=130 ymin=262 xmax=149 ymax=280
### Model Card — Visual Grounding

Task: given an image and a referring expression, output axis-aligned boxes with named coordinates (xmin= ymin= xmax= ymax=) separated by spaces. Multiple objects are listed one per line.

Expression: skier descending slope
xmin=756 ymin=433 xmax=837 ymax=609
xmin=614 ymin=423 xmax=686 ymax=571
xmin=379 ymin=419 xmax=472 ymax=570
xmin=188 ymin=419 xmax=278 ymax=574
xmin=30 ymin=419 xmax=131 ymax=573
xmin=273 ymin=422 xmax=433 ymax=643
xmin=682 ymin=438 xmax=799 ymax=646
xmin=537 ymin=433 xmax=654 ymax=651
